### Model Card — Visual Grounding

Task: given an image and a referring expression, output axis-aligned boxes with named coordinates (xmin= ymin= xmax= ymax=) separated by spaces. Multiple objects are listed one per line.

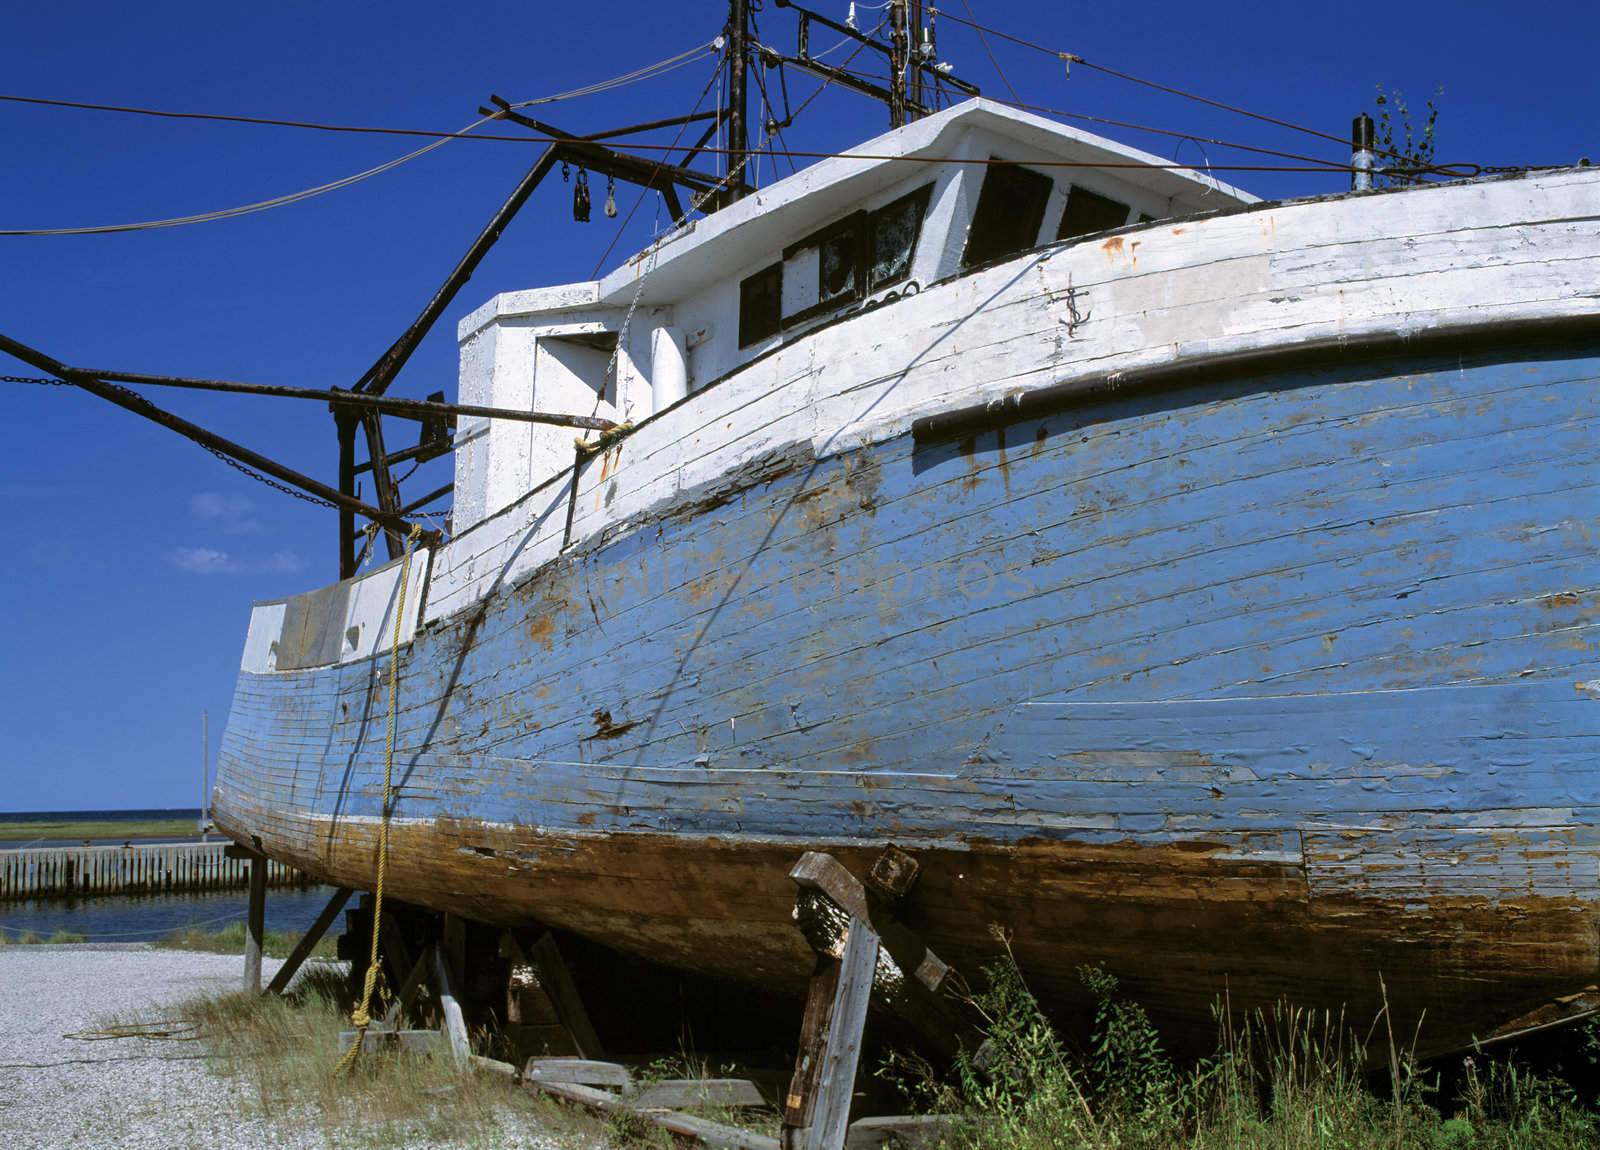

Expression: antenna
xmin=771 ymin=0 xmax=980 ymax=128
xmin=199 ymin=709 xmax=209 ymax=841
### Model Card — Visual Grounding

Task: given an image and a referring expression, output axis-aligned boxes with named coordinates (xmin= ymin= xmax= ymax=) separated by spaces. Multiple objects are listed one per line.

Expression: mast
xmin=889 ymin=0 xmax=908 ymax=128
xmin=906 ymin=0 xmax=926 ymax=114
xmin=726 ymin=0 xmax=750 ymax=196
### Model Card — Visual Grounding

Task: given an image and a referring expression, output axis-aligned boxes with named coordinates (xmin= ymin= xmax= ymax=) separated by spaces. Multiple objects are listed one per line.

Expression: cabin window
xmin=739 ymin=262 xmax=783 ymax=347
xmin=962 ymin=161 xmax=1053 ymax=269
xmin=781 ymin=185 xmax=934 ymax=326
xmin=818 ymin=218 xmax=864 ymax=307
xmin=868 ymin=184 xmax=934 ymax=289
xmin=1056 ymin=185 xmax=1131 ymax=241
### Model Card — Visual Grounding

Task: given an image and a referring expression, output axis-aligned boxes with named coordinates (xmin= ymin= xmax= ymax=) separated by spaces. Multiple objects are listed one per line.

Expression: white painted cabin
xmin=451 ymin=99 xmax=1255 ymax=531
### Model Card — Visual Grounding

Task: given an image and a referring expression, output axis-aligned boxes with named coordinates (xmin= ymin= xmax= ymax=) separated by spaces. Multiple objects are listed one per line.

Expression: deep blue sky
xmin=2 ymin=1 xmax=1595 ymax=811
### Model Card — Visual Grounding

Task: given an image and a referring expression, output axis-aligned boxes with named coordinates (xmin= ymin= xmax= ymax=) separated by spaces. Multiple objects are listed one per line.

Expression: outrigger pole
xmin=0 ymin=331 xmax=423 ymax=542
xmin=8 ymin=5 xmax=966 ymax=577
xmin=334 ymin=91 xmax=750 ymax=576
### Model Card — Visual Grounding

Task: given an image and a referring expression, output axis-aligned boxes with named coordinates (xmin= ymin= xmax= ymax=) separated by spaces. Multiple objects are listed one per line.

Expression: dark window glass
xmin=962 ymin=162 xmax=1053 ymax=269
xmin=739 ymin=263 xmax=782 ymax=348
xmin=819 ymin=227 xmax=860 ymax=304
xmin=1056 ymin=186 xmax=1131 ymax=241
xmin=868 ymin=185 xmax=933 ymax=289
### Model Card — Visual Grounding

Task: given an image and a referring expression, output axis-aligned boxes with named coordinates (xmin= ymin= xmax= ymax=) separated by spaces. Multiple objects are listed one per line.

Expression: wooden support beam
xmin=802 ymin=919 xmax=878 ymax=1150
xmin=632 ymin=1079 xmax=768 ymax=1110
xmin=470 ymin=1053 xmax=519 ymax=1077
xmin=433 ymin=944 xmax=471 ymax=1071
xmin=442 ymin=913 xmax=467 ymax=984
xmin=265 ymin=886 xmax=352 ymax=995
xmin=502 ymin=930 xmax=581 ymax=1058
xmin=783 ymin=954 xmax=842 ymax=1136
xmin=243 ymin=851 xmax=267 ymax=993
xmin=523 ymin=1058 xmax=633 ymax=1089
xmin=529 ymin=931 xmax=605 ymax=1060
xmin=338 ymin=1028 xmax=441 ymax=1055
xmin=526 ymin=1079 xmax=781 ymax=1150
xmin=784 ymin=850 xmax=976 ymax=1150
xmin=385 ymin=941 xmax=436 ymax=1029
xmin=378 ymin=909 xmax=416 ymax=1000
xmin=791 ymin=852 xmax=950 ymax=994
xmin=843 ymin=1115 xmax=968 ymax=1150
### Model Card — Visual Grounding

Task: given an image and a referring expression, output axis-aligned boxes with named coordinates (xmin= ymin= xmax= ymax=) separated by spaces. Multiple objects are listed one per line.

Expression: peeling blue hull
xmin=216 ymin=342 xmax=1600 ymax=1050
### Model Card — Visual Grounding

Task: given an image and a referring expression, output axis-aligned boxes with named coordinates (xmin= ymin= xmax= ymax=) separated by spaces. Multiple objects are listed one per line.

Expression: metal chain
xmin=6 ymin=367 xmax=343 ymax=509
xmin=200 ymin=445 xmax=339 ymax=509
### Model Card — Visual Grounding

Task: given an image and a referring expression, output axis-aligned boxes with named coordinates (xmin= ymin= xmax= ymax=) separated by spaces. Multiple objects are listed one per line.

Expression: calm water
xmin=0 ymin=807 xmax=201 ymax=825
xmin=0 ymin=885 xmax=340 ymax=943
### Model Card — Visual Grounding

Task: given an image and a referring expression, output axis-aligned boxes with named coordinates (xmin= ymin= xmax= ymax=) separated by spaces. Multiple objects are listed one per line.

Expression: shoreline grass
xmin=0 ymin=817 xmax=199 ymax=843
xmin=153 ymin=921 xmax=338 ymax=961
xmin=0 ymin=927 xmax=89 ymax=945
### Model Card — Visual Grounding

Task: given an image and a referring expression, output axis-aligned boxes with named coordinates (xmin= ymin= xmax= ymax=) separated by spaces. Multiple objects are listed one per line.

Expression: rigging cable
xmin=580 ymin=15 xmax=892 ymax=433
xmin=589 ymin=57 xmax=724 ymax=277
xmin=0 ymin=41 xmax=720 ymax=237
xmin=926 ymin=3 xmax=1468 ymax=173
xmin=3 ymin=84 xmax=1524 ymax=180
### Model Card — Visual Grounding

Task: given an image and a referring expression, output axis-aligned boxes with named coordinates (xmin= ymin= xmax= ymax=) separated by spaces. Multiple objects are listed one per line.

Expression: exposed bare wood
xmin=526 ymin=1078 xmax=782 ymax=1150
xmin=243 ymin=852 xmax=267 ymax=993
xmin=844 ymin=1115 xmax=970 ymax=1150
xmin=470 ymin=1053 xmax=519 ymax=1077
xmin=631 ymin=1078 xmax=768 ymax=1110
xmin=791 ymin=853 xmax=949 ymax=995
xmin=803 ymin=919 xmax=878 ymax=1150
xmin=529 ymin=931 xmax=604 ymax=1060
xmin=433 ymin=945 xmax=471 ymax=1072
xmin=265 ymin=886 xmax=352 ymax=995
xmin=385 ymin=941 xmax=436 ymax=1028
xmin=782 ymin=955 xmax=842 ymax=1134
xmin=523 ymin=1058 xmax=633 ymax=1088
xmin=338 ymin=1028 xmax=441 ymax=1055
xmin=864 ymin=847 xmax=921 ymax=904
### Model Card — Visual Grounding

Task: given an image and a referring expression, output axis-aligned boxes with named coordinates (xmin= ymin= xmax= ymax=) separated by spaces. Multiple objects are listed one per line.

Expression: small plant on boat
xmin=1373 ymin=84 xmax=1442 ymax=186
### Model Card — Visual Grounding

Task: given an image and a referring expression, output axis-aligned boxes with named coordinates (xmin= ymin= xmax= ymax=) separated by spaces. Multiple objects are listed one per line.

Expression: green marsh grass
xmin=155 ymin=921 xmax=337 ymax=961
xmin=879 ymin=930 xmax=1600 ymax=1150
xmin=0 ymin=927 xmax=87 ymax=944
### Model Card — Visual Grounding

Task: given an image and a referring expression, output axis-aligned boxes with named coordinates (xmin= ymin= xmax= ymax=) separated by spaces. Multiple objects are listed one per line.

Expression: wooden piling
xmin=243 ymin=851 xmax=267 ymax=992
xmin=0 ymin=841 xmax=310 ymax=901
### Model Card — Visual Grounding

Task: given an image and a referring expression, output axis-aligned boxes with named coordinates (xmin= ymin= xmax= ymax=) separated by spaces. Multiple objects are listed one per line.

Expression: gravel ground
xmin=0 ymin=945 xmax=568 ymax=1150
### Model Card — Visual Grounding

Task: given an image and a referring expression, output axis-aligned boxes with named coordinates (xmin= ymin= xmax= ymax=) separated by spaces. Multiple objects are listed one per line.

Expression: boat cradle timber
xmin=213 ymin=98 xmax=1600 ymax=1054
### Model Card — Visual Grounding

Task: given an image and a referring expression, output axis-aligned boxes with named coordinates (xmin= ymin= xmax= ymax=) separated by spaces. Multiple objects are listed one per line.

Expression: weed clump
xmin=0 ymin=928 xmax=81 ymax=945
xmin=156 ymin=921 xmax=336 ymax=960
xmin=880 ymin=929 xmax=1600 ymax=1150
xmin=171 ymin=971 xmax=551 ymax=1148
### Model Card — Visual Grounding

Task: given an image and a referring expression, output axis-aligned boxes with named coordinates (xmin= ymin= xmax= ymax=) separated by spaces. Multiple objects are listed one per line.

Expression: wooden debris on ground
xmin=328 ymin=849 xmax=972 ymax=1150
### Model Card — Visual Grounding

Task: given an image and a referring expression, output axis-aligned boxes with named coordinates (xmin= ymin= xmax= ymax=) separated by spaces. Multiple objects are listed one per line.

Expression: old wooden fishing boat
xmin=210 ymin=46 xmax=1600 ymax=1050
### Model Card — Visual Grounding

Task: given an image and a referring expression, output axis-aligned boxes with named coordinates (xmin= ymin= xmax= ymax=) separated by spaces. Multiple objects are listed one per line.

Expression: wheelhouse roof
xmin=462 ymin=98 xmax=1259 ymax=334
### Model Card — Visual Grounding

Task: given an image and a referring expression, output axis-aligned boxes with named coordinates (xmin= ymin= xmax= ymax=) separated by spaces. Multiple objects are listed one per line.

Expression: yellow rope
xmin=335 ymin=522 xmax=424 ymax=1075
